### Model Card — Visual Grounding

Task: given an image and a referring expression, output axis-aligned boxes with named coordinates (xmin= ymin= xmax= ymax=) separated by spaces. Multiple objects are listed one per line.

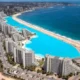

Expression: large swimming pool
xmin=6 ymin=16 xmax=80 ymax=58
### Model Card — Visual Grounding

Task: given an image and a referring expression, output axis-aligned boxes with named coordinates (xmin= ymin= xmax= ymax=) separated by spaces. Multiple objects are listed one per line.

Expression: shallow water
xmin=6 ymin=16 xmax=80 ymax=58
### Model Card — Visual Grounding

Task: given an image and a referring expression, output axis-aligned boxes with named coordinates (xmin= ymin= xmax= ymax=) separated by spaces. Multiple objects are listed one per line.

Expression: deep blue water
xmin=6 ymin=6 xmax=80 ymax=58
xmin=18 ymin=6 xmax=80 ymax=40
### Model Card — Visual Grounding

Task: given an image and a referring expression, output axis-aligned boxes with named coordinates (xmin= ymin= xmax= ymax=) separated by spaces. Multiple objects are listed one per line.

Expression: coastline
xmin=21 ymin=33 xmax=43 ymax=60
xmin=21 ymin=39 xmax=43 ymax=60
xmin=12 ymin=12 xmax=80 ymax=52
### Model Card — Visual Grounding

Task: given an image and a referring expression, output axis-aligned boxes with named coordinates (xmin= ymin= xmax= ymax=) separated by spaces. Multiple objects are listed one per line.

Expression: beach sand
xmin=0 ymin=73 xmax=16 ymax=80
xmin=12 ymin=12 xmax=80 ymax=52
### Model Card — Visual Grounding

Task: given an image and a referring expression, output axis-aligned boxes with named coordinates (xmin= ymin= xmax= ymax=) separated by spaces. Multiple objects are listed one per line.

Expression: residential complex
xmin=44 ymin=55 xmax=80 ymax=76
xmin=44 ymin=55 xmax=63 ymax=75
xmin=5 ymin=37 xmax=35 ymax=68
xmin=5 ymin=38 xmax=16 ymax=54
xmin=14 ymin=46 xmax=35 ymax=68
xmin=0 ymin=9 xmax=80 ymax=80
xmin=22 ymin=29 xmax=33 ymax=38
xmin=62 ymin=58 xmax=80 ymax=76
xmin=0 ymin=11 xmax=36 ymax=68
xmin=23 ymin=49 xmax=35 ymax=68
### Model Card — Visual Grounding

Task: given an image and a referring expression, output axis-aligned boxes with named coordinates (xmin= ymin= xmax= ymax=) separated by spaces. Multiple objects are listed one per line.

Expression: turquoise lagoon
xmin=6 ymin=16 xmax=80 ymax=58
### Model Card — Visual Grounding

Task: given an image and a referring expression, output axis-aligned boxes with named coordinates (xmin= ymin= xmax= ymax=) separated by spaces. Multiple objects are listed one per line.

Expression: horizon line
xmin=0 ymin=1 xmax=79 ymax=2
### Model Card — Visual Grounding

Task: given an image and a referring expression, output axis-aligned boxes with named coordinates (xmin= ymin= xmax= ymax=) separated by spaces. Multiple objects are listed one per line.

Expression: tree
xmin=37 ymin=69 xmax=42 ymax=73
xmin=6 ymin=53 xmax=16 ymax=66
xmin=62 ymin=75 xmax=68 ymax=80
xmin=3 ymin=41 xmax=6 ymax=50
xmin=38 ymin=58 xmax=44 ymax=67
xmin=68 ymin=73 xmax=73 ymax=77
xmin=0 ymin=60 xmax=3 ymax=72
xmin=46 ymin=72 xmax=53 ymax=76
xmin=42 ymin=70 xmax=46 ymax=74
xmin=62 ymin=73 xmax=74 ymax=80
xmin=7 ymin=68 xmax=10 ymax=74
xmin=76 ymin=72 xmax=80 ymax=75
xmin=26 ymin=65 xmax=36 ymax=71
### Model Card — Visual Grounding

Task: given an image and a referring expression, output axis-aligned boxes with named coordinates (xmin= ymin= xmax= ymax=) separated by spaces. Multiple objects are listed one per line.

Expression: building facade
xmin=5 ymin=38 xmax=16 ymax=54
xmin=44 ymin=55 xmax=80 ymax=76
xmin=44 ymin=55 xmax=63 ymax=74
xmin=14 ymin=46 xmax=35 ymax=68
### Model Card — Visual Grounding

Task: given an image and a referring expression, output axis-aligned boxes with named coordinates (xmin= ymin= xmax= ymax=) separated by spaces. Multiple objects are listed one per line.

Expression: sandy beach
xmin=12 ymin=12 xmax=80 ymax=52
xmin=0 ymin=73 xmax=16 ymax=80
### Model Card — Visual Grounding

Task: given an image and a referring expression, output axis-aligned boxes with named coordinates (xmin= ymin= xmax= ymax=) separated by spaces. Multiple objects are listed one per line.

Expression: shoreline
xmin=12 ymin=12 xmax=80 ymax=52
xmin=21 ymin=39 xmax=43 ymax=60
xmin=21 ymin=34 xmax=43 ymax=60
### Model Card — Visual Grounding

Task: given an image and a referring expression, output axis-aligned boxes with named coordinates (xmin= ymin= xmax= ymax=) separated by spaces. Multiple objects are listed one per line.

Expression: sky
xmin=0 ymin=0 xmax=80 ymax=2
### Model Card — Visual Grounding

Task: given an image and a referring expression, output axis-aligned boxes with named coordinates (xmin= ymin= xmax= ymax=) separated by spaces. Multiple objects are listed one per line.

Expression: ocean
xmin=18 ymin=6 xmax=80 ymax=40
xmin=6 ymin=5 xmax=80 ymax=58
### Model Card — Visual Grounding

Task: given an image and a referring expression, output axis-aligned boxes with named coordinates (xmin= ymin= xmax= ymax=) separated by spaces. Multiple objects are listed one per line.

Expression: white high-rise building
xmin=0 ymin=22 xmax=3 ymax=31
xmin=44 ymin=55 xmax=80 ymax=76
xmin=0 ymin=11 xmax=7 ymax=17
xmin=7 ymin=25 xmax=13 ymax=35
xmin=5 ymin=38 xmax=35 ymax=68
xmin=14 ymin=46 xmax=23 ymax=65
xmin=3 ymin=23 xmax=8 ymax=34
xmin=23 ymin=50 xmax=35 ymax=68
xmin=22 ymin=29 xmax=32 ymax=38
xmin=12 ymin=32 xmax=25 ymax=41
xmin=7 ymin=25 xmax=18 ymax=35
xmin=0 ymin=22 xmax=8 ymax=35
xmin=13 ymin=46 xmax=35 ymax=68
xmin=0 ymin=42 xmax=3 ymax=55
xmin=0 ymin=21 xmax=17 ymax=35
xmin=5 ymin=38 xmax=17 ymax=54
xmin=44 ymin=55 xmax=63 ymax=74
xmin=62 ymin=58 xmax=80 ymax=76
